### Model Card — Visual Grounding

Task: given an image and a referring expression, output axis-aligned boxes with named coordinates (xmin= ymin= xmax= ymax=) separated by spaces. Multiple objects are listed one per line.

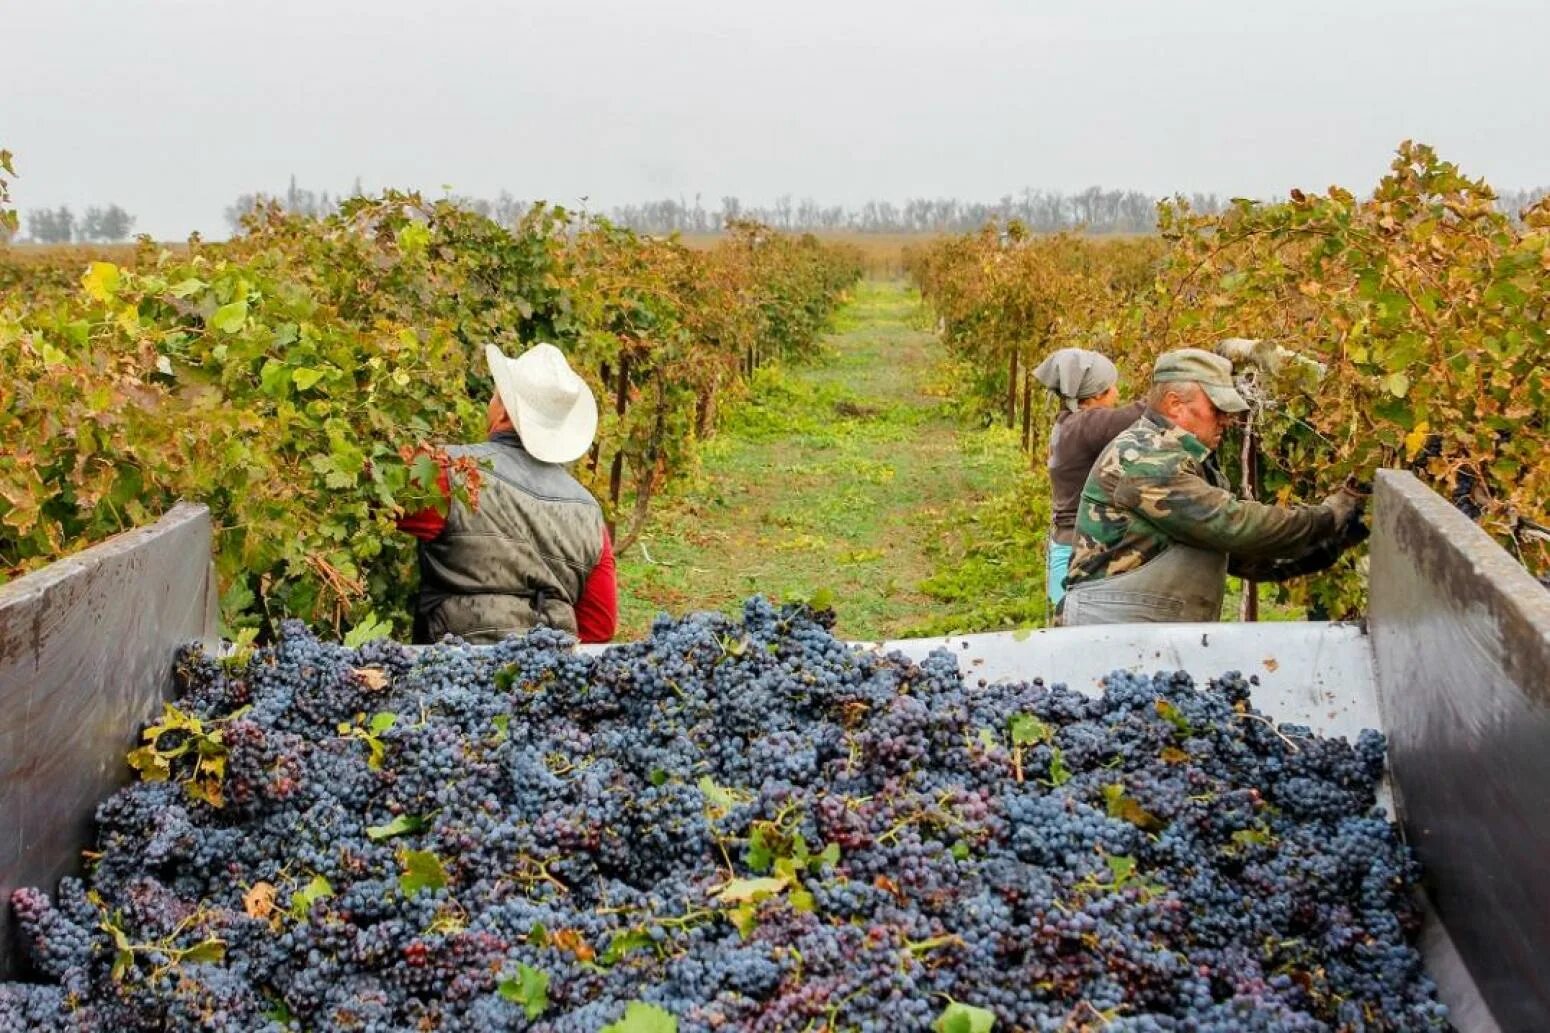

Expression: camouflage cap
xmin=1152 ymin=348 xmax=1249 ymax=413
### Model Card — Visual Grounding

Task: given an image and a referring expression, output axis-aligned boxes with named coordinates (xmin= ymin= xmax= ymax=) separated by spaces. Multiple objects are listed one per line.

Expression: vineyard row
xmin=0 ymin=196 xmax=863 ymax=639
xmin=908 ymin=142 xmax=1550 ymax=616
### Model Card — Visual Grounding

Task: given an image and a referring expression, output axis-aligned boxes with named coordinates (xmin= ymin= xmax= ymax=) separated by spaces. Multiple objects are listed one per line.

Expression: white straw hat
xmin=485 ymin=343 xmax=599 ymax=464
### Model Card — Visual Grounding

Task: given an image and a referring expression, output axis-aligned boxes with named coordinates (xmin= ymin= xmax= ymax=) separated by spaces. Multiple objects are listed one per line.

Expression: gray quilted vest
xmin=415 ymin=432 xmax=605 ymax=644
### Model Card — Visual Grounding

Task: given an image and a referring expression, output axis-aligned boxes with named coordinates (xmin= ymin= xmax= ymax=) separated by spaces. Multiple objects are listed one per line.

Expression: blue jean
xmin=1047 ymin=541 xmax=1074 ymax=607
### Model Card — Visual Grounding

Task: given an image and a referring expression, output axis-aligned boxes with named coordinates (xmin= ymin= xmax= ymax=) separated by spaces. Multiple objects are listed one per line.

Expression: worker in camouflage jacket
xmin=1061 ymin=348 xmax=1367 ymax=624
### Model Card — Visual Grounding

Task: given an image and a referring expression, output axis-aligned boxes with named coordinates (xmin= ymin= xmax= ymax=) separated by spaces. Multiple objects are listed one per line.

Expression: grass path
xmin=616 ymin=280 xmax=1048 ymax=641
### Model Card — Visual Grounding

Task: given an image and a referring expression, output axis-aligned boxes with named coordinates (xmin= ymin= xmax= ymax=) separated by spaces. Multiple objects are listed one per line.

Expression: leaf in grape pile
xmin=399 ymin=849 xmax=448 ymax=896
xmin=1231 ymin=828 xmax=1274 ymax=849
xmin=728 ymin=903 xmax=758 ymax=938
xmin=934 ymin=1000 xmax=996 ymax=1033
xmin=369 ymin=711 xmax=397 ymax=735
xmin=697 ymin=775 xmax=741 ymax=812
xmin=180 ymin=938 xmax=226 ymax=965
xmin=366 ymin=814 xmax=427 ymax=841
xmin=1047 ymin=748 xmax=1071 ymax=786
xmin=715 ymin=876 xmax=788 ymax=904
xmin=600 ymin=1001 xmax=677 ymax=1033
xmin=498 ymin=963 xmax=550 ymax=1019
xmin=290 ymin=874 xmax=334 ymax=919
xmin=1154 ymin=699 xmax=1193 ymax=736
xmin=126 ymin=746 xmax=171 ymax=782
xmin=243 ymin=882 xmax=277 ymax=919
xmin=1007 ymin=713 xmax=1050 ymax=746
xmin=789 ymin=884 xmax=816 ymax=912
xmin=1103 ymin=784 xmax=1162 ymax=831
xmin=601 ymin=928 xmax=656 ymax=965
xmin=1106 ymin=854 xmax=1138 ymax=884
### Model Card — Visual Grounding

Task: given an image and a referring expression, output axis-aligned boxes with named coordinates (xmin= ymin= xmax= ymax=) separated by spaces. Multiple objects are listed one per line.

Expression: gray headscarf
xmin=1033 ymin=348 xmax=1119 ymax=412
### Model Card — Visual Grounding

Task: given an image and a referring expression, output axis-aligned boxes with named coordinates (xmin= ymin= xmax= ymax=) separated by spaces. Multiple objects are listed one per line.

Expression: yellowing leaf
xmin=82 ymin=262 xmax=121 ymax=302
xmin=1404 ymin=421 xmax=1431 ymax=460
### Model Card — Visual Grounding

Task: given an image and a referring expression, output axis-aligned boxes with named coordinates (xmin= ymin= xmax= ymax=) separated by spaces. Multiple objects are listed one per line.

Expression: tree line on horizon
xmin=221 ymin=178 xmax=1550 ymax=237
xmin=9 ymin=203 xmax=136 ymax=244
xmin=8 ymin=173 xmax=1544 ymax=243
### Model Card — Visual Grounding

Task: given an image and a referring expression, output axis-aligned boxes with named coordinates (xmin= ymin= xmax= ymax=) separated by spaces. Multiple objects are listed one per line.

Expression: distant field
xmin=0 ymin=241 xmax=188 ymax=273
xmin=678 ymin=231 xmax=944 ymax=278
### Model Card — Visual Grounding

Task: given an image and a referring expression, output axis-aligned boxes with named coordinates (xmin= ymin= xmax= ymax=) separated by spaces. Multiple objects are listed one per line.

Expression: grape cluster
xmin=2 ymin=599 xmax=1448 ymax=1031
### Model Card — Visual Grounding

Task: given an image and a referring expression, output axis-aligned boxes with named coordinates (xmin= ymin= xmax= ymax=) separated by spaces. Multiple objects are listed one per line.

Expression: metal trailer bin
xmin=2 ymin=474 xmax=1546 ymax=1030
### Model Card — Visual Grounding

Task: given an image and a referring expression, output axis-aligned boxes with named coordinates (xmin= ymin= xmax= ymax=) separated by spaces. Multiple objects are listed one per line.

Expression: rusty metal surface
xmin=1371 ymin=471 xmax=1550 ymax=1033
xmin=0 ymin=503 xmax=217 ymax=978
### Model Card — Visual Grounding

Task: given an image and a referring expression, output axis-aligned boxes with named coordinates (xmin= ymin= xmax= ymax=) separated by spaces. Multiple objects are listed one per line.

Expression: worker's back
xmin=415 ymin=431 xmax=604 ymax=643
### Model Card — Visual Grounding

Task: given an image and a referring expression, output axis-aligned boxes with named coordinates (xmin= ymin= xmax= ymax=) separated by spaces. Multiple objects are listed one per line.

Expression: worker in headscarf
xmin=398 ymin=343 xmax=617 ymax=644
xmin=1033 ymin=347 xmax=1144 ymax=610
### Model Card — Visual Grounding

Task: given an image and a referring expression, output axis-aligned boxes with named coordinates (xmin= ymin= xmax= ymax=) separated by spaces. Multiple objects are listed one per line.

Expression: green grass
xmin=616 ymin=279 xmax=1051 ymax=640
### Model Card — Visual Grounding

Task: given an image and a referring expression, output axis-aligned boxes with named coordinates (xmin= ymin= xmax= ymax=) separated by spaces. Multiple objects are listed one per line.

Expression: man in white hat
xmin=1060 ymin=348 xmax=1366 ymax=624
xmin=398 ymin=343 xmax=616 ymax=644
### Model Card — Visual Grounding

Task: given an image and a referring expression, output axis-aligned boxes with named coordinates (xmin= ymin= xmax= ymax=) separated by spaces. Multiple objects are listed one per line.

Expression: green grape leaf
xmin=292 ymin=367 xmax=327 ymax=391
xmin=1047 ymin=748 xmax=1071 ymax=786
xmin=498 ymin=962 xmax=550 ymax=1018
xmin=1007 ymin=713 xmax=1050 ymax=746
xmin=366 ymin=814 xmax=428 ymax=841
xmin=715 ymin=876 xmax=788 ymax=904
xmin=211 ymin=299 xmax=249 ymax=334
xmin=934 ymin=1000 xmax=996 ymax=1033
xmin=180 ymin=938 xmax=226 ymax=965
xmin=289 ymin=874 xmax=333 ymax=919
xmin=602 ymin=928 xmax=656 ymax=965
xmin=601 ymin=1001 xmax=677 ymax=1033
xmin=399 ymin=849 xmax=449 ymax=896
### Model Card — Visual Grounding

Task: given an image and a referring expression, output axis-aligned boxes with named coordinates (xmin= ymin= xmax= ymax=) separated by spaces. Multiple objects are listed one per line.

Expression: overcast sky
xmin=7 ymin=0 xmax=1548 ymax=239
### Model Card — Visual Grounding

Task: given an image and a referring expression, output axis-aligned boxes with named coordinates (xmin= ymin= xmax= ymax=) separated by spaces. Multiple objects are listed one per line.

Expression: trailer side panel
xmin=1371 ymin=471 xmax=1550 ymax=1033
xmin=0 ymin=503 xmax=217 ymax=978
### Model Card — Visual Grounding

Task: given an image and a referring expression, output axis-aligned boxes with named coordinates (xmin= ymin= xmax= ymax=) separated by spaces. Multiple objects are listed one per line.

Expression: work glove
xmin=1321 ymin=485 xmax=1367 ymax=529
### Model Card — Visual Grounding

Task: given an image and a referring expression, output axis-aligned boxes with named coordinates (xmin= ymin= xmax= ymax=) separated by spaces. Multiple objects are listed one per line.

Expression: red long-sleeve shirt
xmin=398 ymin=466 xmax=618 ymax=643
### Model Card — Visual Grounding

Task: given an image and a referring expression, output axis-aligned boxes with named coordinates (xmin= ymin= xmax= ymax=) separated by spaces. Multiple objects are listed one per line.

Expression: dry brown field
xmin=678 ymin=231 xmax=945 ymax=279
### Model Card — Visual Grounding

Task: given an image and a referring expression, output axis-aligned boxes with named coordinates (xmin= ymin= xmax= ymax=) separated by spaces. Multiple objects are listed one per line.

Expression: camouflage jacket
xmin=1066 ymin=409 xmax=1336 ymax=589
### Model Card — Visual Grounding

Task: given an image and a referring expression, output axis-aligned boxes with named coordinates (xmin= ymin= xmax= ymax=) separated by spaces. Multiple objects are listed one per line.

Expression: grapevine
xmin=912 ymin=143 xmax=1550 ymax=614
xmin=0 ymin=198 xmax=862 ymax=638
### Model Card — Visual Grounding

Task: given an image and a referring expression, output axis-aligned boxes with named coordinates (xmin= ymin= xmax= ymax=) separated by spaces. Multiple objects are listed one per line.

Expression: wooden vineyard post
xmin=1239 ymin=417 xmax=1261 ymax=622
xmin=588 ymin=360 xmax=609 ymax=476
xmin=1021 ymin=365 xmax=1034 ymax=451
xmin=1007 ymin=351 xmax=1019 ymax=428
xmin=608 ymin=353 xmax=631 ymax=528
